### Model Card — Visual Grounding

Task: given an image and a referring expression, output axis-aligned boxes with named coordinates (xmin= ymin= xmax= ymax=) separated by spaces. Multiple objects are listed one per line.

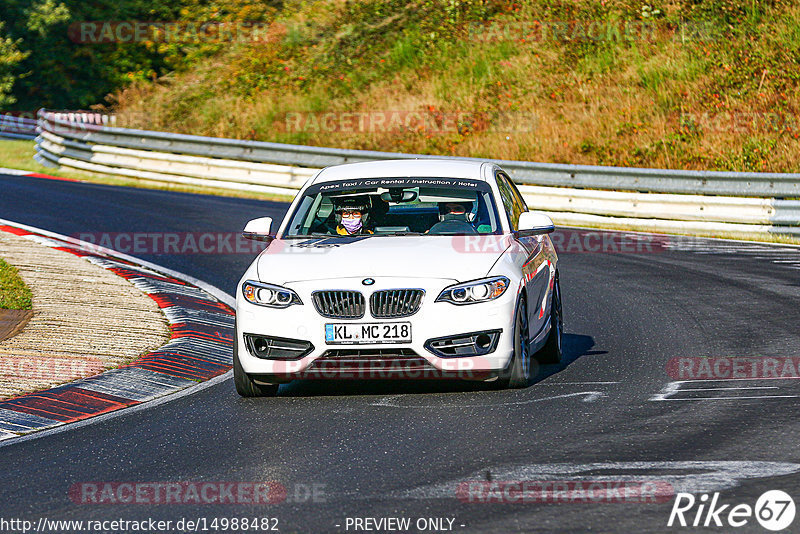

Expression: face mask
xmin=342 ymin=216 xmax=362 ymax=233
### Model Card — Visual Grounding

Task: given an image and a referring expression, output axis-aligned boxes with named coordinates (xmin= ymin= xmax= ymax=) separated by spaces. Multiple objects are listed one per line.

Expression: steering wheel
xmin=427 ymin=219 xmax=478 ymax=235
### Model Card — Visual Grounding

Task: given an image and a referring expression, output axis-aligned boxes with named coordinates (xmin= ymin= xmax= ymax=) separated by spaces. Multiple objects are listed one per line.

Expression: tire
xmin=496 ymin=297 xmax=531 ymax=389
xmin=233 ymin=327 xmax=279 ymax=397
xmin=535 ymin=274 xmax=563 ymax=365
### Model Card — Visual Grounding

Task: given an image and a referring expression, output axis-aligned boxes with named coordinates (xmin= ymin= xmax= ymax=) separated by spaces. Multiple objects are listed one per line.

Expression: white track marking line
xmin=679 ymin=386 xmax=779 ymax=392
xmin=672 ymin=377 xmax=800 ymax=383
xmin=373 ymin=394 xmax=403 ymax=407
xmin=651 ymin=379 xmax=800 ymax=401
xmin=543 ymin=381 xmax=619 ymax=385
xmin=0 ymin=167 xmax=34 ymax=176
xmin=658 ymin=395 xmax=799 ymax=401
xmin=371 ymin=391 xmax=605 ymax=408
xmin=650 ymin=381 xmax=682 ymax=401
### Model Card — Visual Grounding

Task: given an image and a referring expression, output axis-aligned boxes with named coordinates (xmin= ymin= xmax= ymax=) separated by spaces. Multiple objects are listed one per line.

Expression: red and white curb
xmin=0 ymin=219 xmax=235 ymax=442
xmin=0 ymin=166 xmax=81 ymax=182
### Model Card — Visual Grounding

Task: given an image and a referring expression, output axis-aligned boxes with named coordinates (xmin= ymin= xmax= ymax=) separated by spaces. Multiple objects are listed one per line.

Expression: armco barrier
xmin=0 ymin=115 xmax=37 ymax=140
xmin=33 ymin=109 xmax=800 ymax=236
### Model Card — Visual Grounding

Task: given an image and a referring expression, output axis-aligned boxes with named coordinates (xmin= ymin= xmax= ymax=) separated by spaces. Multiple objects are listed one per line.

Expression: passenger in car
xmin=426 ymin=201 xmax=477 ymax=234
xmin=334 ymin=198 xmax=374 ymax=235
xmin=440 ymin=202 xmax=472 ymax=221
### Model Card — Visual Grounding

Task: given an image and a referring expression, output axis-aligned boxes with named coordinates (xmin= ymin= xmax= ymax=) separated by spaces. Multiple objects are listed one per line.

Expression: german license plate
xmin=325 ymin=322 xmax=411 ymax=344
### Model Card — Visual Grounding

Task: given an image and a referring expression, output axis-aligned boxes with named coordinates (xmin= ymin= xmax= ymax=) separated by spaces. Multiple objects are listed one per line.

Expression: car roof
xmin=311 ymin=159 xmax=490 ymax=184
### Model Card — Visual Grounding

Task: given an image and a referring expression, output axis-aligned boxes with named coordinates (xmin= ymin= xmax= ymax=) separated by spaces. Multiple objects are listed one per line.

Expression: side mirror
xmin=242 ymin=217 xmax=274 ymax=241
xmin=516 ymin=211 xmax=555 ymax=237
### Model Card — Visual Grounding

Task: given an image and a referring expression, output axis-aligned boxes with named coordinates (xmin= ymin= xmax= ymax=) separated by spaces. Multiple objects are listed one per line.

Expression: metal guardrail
xmin=36 ymin=110 xmax=800 ymax=197
xmin=32 ymin=109 xmax=800 ymax=236
xmin=0 ymin=115 xmax=37 ymax=140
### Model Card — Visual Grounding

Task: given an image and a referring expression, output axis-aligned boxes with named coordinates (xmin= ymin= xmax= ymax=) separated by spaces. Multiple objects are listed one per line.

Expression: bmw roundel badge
xmin=362 ymin=278 xmax=375 ymax=286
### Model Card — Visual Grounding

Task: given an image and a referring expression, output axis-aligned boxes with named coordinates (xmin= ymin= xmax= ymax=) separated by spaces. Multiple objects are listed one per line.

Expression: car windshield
xmin=281 ymin=177 xmax=502 ymax=237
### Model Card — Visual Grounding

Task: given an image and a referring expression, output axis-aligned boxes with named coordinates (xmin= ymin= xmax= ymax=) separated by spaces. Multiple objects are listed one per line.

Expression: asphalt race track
xmin=2 ymin=173 xmax=800 ymax=533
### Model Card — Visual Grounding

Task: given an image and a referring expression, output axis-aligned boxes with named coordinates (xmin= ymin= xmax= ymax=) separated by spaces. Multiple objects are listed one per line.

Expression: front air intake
xmin=244 ymin=334 xmax=314 ymax=360
xmin=424 ymin=329 xmax=502 ymax=358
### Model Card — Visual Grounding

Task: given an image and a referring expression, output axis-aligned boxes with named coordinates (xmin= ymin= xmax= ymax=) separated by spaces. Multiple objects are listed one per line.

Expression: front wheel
xmin=535 ymin=274 xmax=563 ymax=365
xmin=496 ymin=297 xmax=531 ymax=389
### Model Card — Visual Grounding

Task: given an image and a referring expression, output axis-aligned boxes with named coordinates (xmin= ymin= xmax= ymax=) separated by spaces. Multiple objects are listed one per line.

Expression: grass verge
xmin=0 ymin=140 xmax=295 ymax=203
xmin=0 ymin=258 xmax=32 ymax=310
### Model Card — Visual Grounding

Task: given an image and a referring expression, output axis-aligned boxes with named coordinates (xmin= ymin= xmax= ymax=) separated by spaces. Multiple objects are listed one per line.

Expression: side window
xmin=506 ymin=175 xmax=529 ymax=213
xmin=495 ymin=172 xmax=525 ymax=230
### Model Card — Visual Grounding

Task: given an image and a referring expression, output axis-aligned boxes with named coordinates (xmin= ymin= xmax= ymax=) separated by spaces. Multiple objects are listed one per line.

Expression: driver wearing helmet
xmin=439 ymin=201 xmax=473 ymax=222
xmin=426 ymin=200 xmax=476 ymax=234
xmin=334 ymin=197 xmax=373 ymax=235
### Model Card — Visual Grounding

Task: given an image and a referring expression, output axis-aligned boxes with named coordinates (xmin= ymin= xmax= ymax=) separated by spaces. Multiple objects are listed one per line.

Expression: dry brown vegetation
xmin=111 ymin=0 xmax=800 ymax=173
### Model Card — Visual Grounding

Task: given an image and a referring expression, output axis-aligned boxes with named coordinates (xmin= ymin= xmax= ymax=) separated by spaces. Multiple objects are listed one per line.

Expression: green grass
xmin=0 ymin=258 xmax=32 ymax=310
xmin=0 ymin=140 xmax=52 ymax=175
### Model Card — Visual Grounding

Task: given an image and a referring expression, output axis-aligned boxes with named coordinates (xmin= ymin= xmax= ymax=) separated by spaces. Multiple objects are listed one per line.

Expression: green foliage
xmin=0 ymin=23 xmax=29 ymax=107
xmin=0 ymin=0 xmax=281 ymax=109
xmin=25 ymin=0 xmax=71 ymax=36
xmin=729 ymin=136 xmax=779 ymax=172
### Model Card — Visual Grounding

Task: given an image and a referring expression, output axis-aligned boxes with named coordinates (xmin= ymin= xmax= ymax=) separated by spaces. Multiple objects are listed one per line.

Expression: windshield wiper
xmin=376 ymin=232 xmax=423 ymax=236
xmin=283 ymin=233 xmax=337 ymax=239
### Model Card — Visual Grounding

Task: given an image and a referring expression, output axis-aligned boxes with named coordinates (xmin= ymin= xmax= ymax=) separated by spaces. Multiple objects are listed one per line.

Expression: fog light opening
xmin=475 ymin=334 xmax=492 ymax=350
xmin=244 ymin=333 xmax=314 ymax=360
xmin=424 ymin=329 xmax=502 ymax=358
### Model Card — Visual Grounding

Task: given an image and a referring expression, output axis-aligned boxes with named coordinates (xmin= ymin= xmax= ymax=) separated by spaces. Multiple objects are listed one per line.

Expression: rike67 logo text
xmin=668 ymin=490 xmax=795 ymax=531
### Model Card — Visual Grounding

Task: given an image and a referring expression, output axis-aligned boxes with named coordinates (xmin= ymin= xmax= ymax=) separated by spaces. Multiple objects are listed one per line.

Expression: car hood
xmin=257 ymin=235 xmax=511 ymax=283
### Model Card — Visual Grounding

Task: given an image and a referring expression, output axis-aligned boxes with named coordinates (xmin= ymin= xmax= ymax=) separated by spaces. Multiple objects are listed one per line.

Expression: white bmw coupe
xmin=234 ymin=159 xmax=562 ymax=396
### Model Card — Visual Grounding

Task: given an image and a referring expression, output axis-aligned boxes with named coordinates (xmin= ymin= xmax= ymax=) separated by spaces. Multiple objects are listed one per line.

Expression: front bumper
xmin=236 ymin=276 xmax=518 ymax=380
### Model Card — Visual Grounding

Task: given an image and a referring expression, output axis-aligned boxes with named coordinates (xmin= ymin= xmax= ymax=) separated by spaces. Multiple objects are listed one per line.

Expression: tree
xmin=0 ymin=22 xmax=29 ymax=108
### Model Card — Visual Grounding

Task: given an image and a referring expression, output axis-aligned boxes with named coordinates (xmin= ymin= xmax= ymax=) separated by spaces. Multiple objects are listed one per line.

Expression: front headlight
xmin=242 ymin=280 xmax=302 ymax=308
xmin=436 ymin=276 xmax=510 ymax=305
